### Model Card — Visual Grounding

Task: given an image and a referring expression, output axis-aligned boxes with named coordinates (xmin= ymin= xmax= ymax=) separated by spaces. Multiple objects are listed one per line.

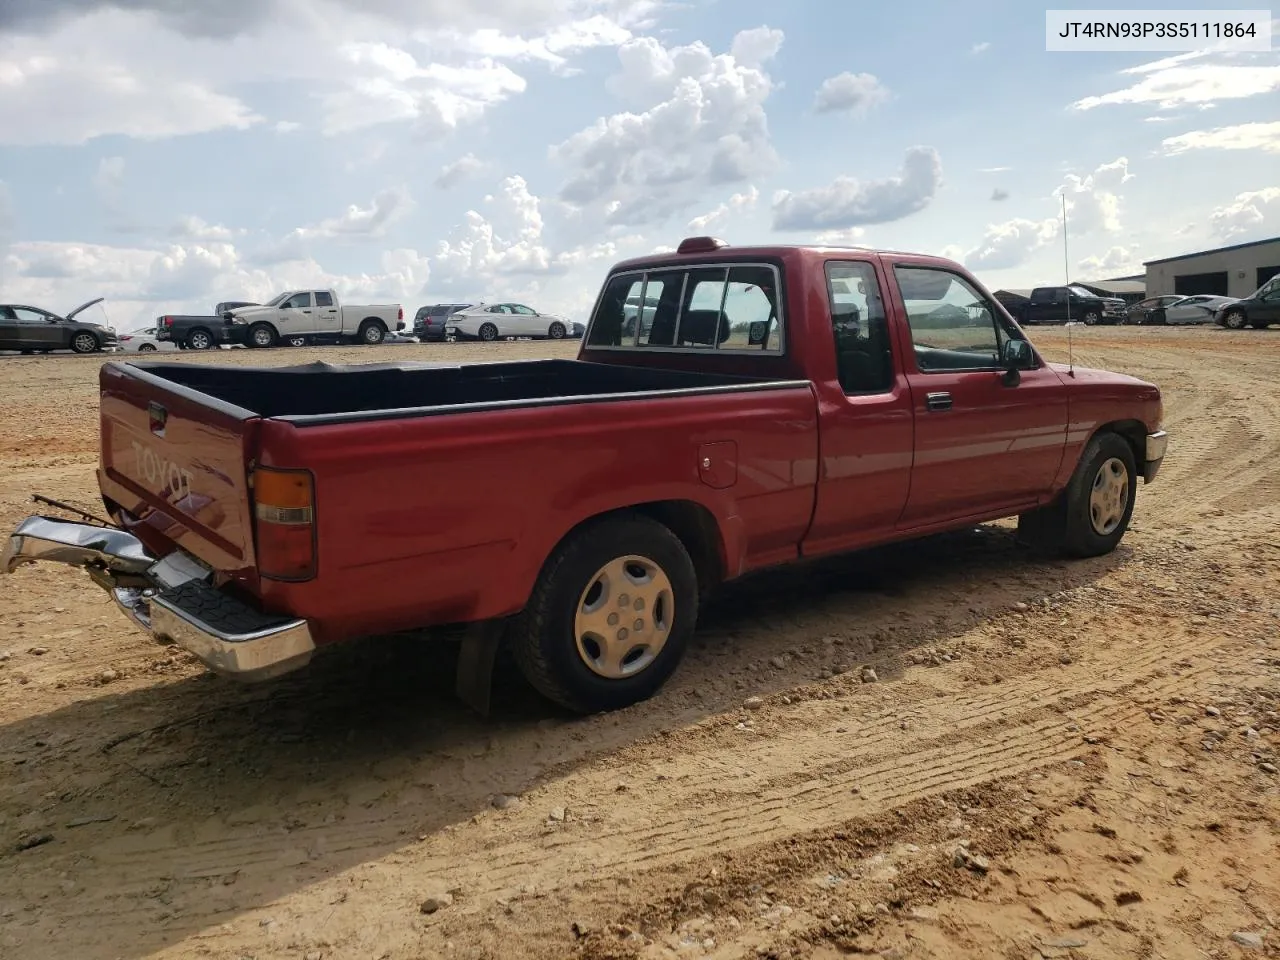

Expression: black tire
xmin=186 ymin=328 xmax=214 ymax=350
xmin=70 ymin=331 xmax=99 ymax=354
xmin=287 ymin=335 xmax=308 ymax=347
xmin=138 ymin=343 xmax=157 ymax=352
xmin=359 ymin=320 xmax=386 ymax=345
xmin=510 ymin=515 xmax=699 ymax=713
xmin=1222 ymin=309 xmax=1247 ymax=330
xmin=548 ymin=321 xmax=566 ymax=340
xmin=479 ymin=323 xmax=499 ymax=342
xmin=1018 ymin=432 xmax=1137 ymax=559
xmin=248 ymin=323 xmax=277 ymax=348
xmin=1082 ymin=311 xmax=1100 ymax=326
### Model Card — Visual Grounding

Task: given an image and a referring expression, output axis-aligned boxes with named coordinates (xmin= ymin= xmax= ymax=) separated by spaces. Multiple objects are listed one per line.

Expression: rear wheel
xmin=287 ymin=335 xmax=308 ymax=347
xmin=1018 ymin=432 xmax=1137 ymax=559
xmin=359 ymin=320 xmax=386 ymax=345
xmin=138 ymin=343 xmax=157 ymax=353
xmin=248 ymin=323 xmax=277 ymax=348
xmin=71 ymin=332 xmax=99 ymax=354
xmin=479 ymin=323 xmax=499 ymax=342
xmin=511 ymin=515 xmax=698 ymax=713
xmin=186 ymin=328 xmax=214 ymax=350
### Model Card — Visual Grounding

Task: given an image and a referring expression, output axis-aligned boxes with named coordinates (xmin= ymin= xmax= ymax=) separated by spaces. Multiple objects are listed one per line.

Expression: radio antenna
xmin=1062 ymin=192 xmax=1075 ymax=377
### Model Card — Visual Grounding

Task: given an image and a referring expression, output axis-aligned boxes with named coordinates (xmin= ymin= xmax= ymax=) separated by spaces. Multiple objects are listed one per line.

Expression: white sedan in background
xmin=447 ymin=302 xmax=574 ymax=342
xmin=117 ymin=327 xmax=179 ymax=353
xmin=1162 ymin=294 xmax=1237 ymax=325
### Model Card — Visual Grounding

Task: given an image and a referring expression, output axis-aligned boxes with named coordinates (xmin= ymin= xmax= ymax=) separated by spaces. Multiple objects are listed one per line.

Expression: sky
xmin=0 ymin=0 xmax=1277 ymax=332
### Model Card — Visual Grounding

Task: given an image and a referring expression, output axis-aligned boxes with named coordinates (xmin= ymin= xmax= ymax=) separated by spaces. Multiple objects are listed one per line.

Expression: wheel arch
xmin=360 ymin=316 xmax=387 ymax=329
xmin=531 ymin=499 xmax=728 ymax=600
xmin=1087 ymin=419 xmax=1146 ymax=477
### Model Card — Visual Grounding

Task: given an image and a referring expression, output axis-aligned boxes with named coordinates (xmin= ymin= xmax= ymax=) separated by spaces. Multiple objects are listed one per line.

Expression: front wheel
xmin=1222 ymin=309 xmax=1247 ymax=330
xmin=547 ymin=321 xmax=566 ymax=340
xmin=479 ymin=323 xmax=499 ymax=342
xmin=1082 ymin=311 xmax=1100 ymax=326
xmin=287 ymin=335 xmax=308 ymax=347
xmin=70 ymin=332 xmax=99 ymax=354
xmin=510 ymin=515 xmax=699 ymax=713
xmin=248 ymin=323 xmax=277 ymax=348
xmin=138 ymin=343 xmax=157 ymax=353
xmin=1018 ymin=432 xmax=1137 ymax=559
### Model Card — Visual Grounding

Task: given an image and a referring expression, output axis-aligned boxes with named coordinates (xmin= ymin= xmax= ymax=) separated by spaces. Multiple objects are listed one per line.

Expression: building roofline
xmin=1143 ymin=235 xmax=1280 ymax=266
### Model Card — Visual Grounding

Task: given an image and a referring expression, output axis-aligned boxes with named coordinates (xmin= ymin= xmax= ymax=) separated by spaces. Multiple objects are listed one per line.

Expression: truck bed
xmin=128 ymin=358 xmax=793 ymax=423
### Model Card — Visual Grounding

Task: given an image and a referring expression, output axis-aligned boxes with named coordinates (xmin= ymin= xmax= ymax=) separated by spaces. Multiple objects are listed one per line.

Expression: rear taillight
xmin=162 ymin=316 xmax=172 ymax=327
xmin=252 ymin=466 xmax=316 ymax=581
xmin=398 ymin=307 xmax=404 ymax=321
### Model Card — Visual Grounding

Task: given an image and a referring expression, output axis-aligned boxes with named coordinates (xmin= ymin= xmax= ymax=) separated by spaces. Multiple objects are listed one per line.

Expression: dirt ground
xmin=0 ymin=328 xmax=1276 ymax=960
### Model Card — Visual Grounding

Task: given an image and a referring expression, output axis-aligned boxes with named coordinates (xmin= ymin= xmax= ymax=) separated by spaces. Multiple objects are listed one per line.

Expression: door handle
xmin=302 ymin=309 xmax=312 ymax=313
xmin=926 ymin=391 xmax=953 ymax=412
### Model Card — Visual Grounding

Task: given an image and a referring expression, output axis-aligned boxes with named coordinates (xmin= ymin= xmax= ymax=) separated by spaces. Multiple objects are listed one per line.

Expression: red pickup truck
xmin=3 ymin=238 xmax=1167 ymax=714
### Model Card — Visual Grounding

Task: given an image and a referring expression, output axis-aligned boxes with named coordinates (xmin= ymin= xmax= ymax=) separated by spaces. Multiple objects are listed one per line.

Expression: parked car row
xmin=414 ymin=301 xmax=584 ymax=342
xmin=1126 ymin=294 xmax=1237 ymax=325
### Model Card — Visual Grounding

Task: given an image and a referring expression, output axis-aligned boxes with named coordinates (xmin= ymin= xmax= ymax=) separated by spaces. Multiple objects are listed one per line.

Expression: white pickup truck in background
xmin=226 ymin=289 xmax=405 ymax=347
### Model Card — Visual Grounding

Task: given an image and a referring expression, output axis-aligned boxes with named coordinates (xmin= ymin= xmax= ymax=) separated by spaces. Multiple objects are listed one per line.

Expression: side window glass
xmin=284 ymin=293 xmax=312 ymax=309
xmin=678 ymin=268 xmax=727 ymax=347
xmin=315 ymin=292 xmax=334 ymax=307
xmin=589 ymin=275 xmax=645 ymax=346
xmin=895 ymin=267 xmax=1005 ymax=373
xmin=826 ymin=261 xmax=892 ymax=395
xmin=13 ymin=308 xmax=47 ymax=323
xmin=722 ymin=265 xmax=780 ymax=349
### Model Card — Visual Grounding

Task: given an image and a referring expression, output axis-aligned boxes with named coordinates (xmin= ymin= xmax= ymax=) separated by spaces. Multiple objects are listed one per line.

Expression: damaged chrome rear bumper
xmin=3 ymin=516 xmax=314 ymax=682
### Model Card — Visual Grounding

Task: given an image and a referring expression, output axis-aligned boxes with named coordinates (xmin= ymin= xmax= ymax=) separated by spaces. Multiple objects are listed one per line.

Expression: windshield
xmin=1068 ymin=286 xmax=1095 ymax=298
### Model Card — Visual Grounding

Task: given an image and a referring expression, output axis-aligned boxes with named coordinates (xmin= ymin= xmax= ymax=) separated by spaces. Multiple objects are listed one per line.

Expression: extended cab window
xmin=895 ymin=266 xmax=1015 ymax=373
xmin=315 ymin=292 xmax=334 ymax=307
xmin=826 ymin=261 xmax=892 ymax=395
xmin=587 ymin=263 xmax=784 ymax=353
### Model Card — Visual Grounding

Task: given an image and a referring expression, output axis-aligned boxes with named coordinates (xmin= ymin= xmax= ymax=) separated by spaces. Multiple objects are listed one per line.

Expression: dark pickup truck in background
xmin=1016 ymin=286 xmax=1127 ymax=325
xmin=156 ymin=301 xmax=259 ymax=350
xmin=3 ymin=238 xmax=1167 ymax=716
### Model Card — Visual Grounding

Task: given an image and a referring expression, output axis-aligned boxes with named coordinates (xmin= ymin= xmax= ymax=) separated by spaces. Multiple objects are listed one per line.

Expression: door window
xmin=895 ymin=266 xmax=1014 ymax=373
xmin=315 ymin=292 xmax=334 ymax=307
xmin=12 ymin=308 xmax=52 ymax=323
xmin=283 ymin=293 xmax=313 ymax=309
xmin=825 ymin=261 xmax=893 ymax=395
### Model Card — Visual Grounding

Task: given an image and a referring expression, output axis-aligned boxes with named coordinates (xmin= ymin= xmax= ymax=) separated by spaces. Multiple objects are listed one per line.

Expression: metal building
xmin=1144 ymin=237 xmax=1280 ymax=299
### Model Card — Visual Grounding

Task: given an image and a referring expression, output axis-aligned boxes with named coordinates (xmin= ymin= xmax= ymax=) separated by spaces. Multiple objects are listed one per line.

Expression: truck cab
xmin=1022 ymin=285 xmax=1126 ymax=325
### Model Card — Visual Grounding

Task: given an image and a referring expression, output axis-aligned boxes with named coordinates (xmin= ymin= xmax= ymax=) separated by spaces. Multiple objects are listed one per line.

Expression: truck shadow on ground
xmin=0 ymin=524 xmax=1128 ymax=959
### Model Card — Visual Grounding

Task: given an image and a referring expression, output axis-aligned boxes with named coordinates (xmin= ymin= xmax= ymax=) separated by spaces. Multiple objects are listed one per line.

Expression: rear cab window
xmin=586 ymin=262 xmax=784 ymax=353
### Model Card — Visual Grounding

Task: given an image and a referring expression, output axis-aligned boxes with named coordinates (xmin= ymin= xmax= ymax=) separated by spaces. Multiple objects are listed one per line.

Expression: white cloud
xmin=0 ymin=3 xmax=647 ymax=146
xmin=1054 ymin=157 xmax=1132 ymax=234
xmin=1209 ymin=187 xmax=1280 ymax=240
xmin=771 ymin=146 xmax=942 ymax=231
xmin=293 ymin=186 xmax=414 ymax=240
xmin=812 ymin=227 xmax=869 ymax=246
xmin=170 ymin=215 xmax=243 ymax=242
xmin=812 ymin=71 xmax=889 ymax=115
xmin=0 ymin=32 xmax=261 ymax=145
xmin=991 ymin=188 xmax=1009 ymax=201
xmin=1161 ymin=121 xmax=1280 ymax=155
xmin=1073 ymin=60 xmax=1280 ymax=111
xmin=979 ymin=166 xmax=1012 ymax=173
xmin=963 ymin=157 xmax=1135 ymax=271
xmin=1078 ymin=245 xmax=1141 ymax=277
xmin=553 ymin=29 xmax=782 ymax=227
xmin=964 ymin=218 xmax=1060 ymax=271
xmin=321 ymin=44 xmax=527 ymax=137
xmin=686 ymin=186 xmax=758 ymax=232
xmin=436 ymin=153 xmax=489 ymax=189
xmin=971 ymin=41 xmax=990 ymax=55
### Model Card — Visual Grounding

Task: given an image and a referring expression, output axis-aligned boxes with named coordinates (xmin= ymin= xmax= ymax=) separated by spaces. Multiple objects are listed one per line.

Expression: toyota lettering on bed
xmin=129 ymin=439 xmax=195 ymax=505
